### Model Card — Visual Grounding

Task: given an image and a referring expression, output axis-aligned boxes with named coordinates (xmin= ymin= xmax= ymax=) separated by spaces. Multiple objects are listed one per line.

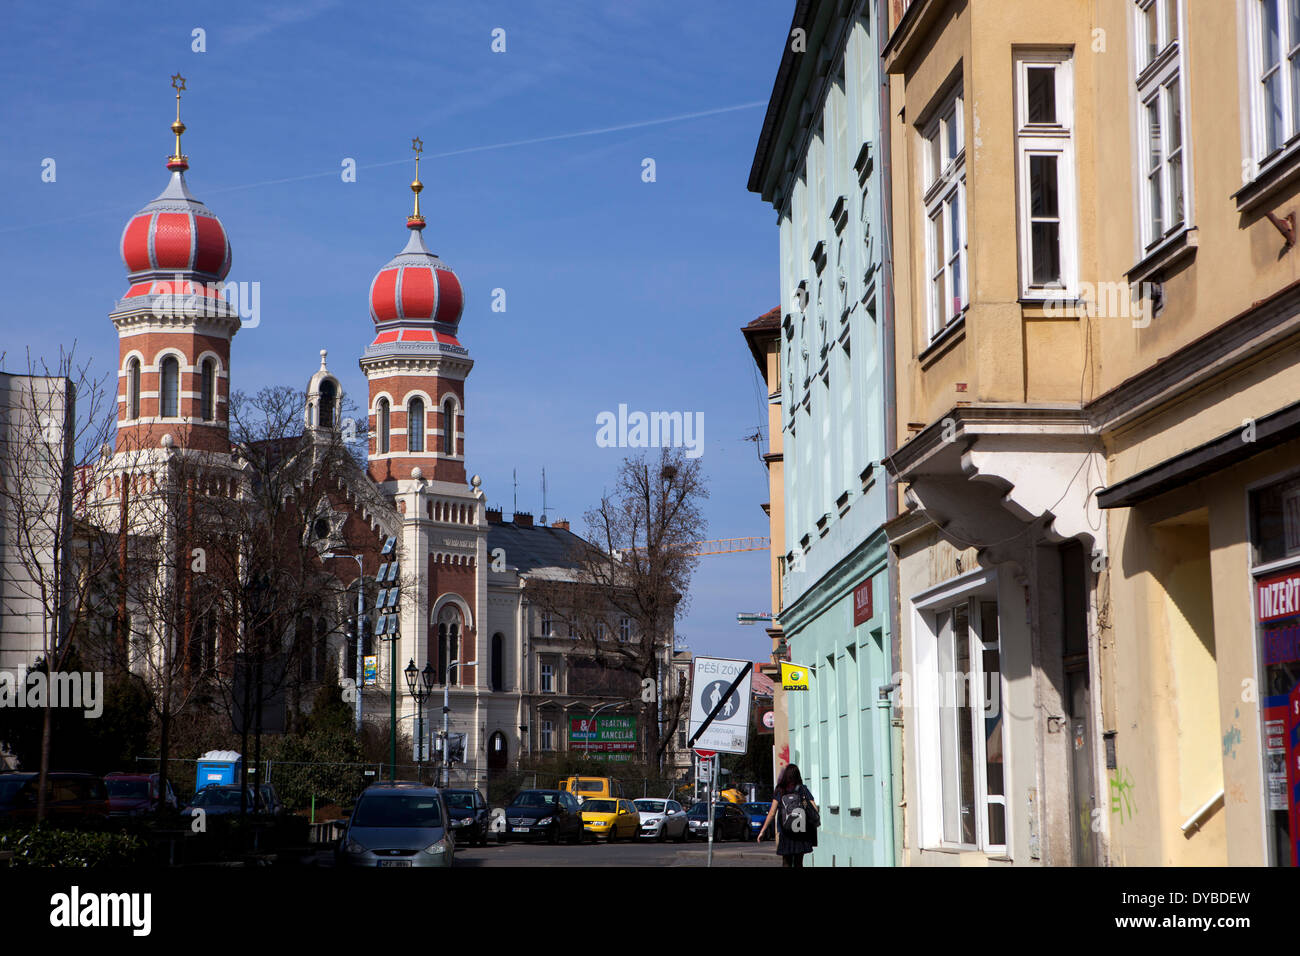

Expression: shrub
xmin=0 ymin=826 xmax=146 ymax=868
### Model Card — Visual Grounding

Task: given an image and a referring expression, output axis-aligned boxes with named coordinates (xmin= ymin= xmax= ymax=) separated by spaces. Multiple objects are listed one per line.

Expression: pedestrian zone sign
xmin=688 ymin=657 xmax=752 ymax=754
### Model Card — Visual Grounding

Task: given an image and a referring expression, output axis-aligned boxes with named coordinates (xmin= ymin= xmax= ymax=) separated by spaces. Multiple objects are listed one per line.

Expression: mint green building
xmin=747 ymin=0 xmax=896 ymax=867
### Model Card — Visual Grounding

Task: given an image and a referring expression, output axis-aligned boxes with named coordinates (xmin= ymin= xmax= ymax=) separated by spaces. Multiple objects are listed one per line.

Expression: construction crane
xmin=684 ymin=537 xmax=770 ymax=556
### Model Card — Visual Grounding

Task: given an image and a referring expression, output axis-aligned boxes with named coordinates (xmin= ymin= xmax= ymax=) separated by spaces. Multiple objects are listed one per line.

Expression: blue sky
xmin=0 ymin=0 xmax=791 ymax=661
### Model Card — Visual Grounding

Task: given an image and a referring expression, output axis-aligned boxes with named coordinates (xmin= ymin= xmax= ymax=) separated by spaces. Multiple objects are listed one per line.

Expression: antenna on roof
xmin=541 ymin=468 xmax=548 ymax=525
xmin=513 ymin=468 xmax=517 ymax=516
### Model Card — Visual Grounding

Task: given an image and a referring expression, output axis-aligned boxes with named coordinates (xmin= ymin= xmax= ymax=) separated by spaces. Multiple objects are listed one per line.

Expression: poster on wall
xmin=1265 ymin=711 xmax=1289 ymax=812
xmin=1256 ymin=568 xmax=1300 ymax=866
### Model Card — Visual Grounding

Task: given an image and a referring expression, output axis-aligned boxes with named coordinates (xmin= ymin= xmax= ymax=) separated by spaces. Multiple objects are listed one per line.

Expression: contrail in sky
xmin=0 ymin=101 xmax=766 ymax=232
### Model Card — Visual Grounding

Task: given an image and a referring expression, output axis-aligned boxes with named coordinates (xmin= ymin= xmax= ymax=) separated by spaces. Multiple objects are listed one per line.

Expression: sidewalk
xmin=673 ymin=845 xmax=780 ymax=867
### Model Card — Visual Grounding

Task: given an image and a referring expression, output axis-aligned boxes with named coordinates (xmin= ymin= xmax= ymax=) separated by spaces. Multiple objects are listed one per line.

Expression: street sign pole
xmin=707 ymin=753 xmax=717 ymax=868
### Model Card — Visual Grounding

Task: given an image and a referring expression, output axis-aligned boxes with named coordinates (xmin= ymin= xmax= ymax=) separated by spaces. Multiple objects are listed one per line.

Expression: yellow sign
xmin=781 ymin=661 xmax=810 ymax=691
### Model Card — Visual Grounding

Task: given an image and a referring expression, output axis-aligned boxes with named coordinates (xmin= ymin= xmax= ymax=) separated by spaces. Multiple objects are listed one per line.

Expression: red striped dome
xmin=120 ymin=171 xmax=231 ymax=281
xmin=369 ymin=229 xmax=463 ymax=326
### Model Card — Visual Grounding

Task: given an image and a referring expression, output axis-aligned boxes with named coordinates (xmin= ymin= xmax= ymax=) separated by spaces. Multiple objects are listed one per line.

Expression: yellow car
xmin=580 ymin=798 xmax=640 ymax=842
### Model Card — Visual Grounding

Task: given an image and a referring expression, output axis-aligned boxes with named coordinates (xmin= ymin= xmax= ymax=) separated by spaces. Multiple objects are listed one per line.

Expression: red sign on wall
xmin=853 ymin=577 xmax=874 ymax=627
xmin=1256 ymin=569 xmax=1300 ymax=623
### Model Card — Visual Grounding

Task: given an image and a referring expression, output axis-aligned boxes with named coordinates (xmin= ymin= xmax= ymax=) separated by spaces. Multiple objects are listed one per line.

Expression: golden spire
xmin=407 ymin=136 xmax=426 ymax=230
xmin=167 ymin=73 xmax=189 ymax=172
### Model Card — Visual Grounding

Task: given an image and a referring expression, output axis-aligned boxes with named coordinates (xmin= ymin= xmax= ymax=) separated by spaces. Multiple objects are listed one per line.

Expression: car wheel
xmin=657 ymin=825 xmax=665 ymax=843
xmin=548 ymin=825 xmax=559 ymax=845
xmin=676 ymin=824 xmax=687 ymax=843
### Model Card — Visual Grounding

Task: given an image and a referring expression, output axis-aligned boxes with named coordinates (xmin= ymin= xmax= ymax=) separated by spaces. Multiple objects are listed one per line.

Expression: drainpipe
xmin=877 ymin=0 xmax=903 ymax=869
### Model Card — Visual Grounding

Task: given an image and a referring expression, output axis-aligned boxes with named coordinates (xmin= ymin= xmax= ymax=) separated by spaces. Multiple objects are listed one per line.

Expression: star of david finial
xmin=171 ymin=73 xmax=186 ymax=93
xmin=412 ymin=137 xmax=423 ymax=155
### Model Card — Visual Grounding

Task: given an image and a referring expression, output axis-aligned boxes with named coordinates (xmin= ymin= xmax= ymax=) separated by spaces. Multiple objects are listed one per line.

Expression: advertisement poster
xmin=1265 ymin=709 xmax=1288 ymax=812
xmin=1290 ymin=684 xmax=1300 ymax=868
xmin=568 ymin=715 xmax=637 ymax=761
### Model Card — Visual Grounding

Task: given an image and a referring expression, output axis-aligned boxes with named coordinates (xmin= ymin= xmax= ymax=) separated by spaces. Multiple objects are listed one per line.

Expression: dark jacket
xmin=776 ymin=784 xmax=817 ymax=856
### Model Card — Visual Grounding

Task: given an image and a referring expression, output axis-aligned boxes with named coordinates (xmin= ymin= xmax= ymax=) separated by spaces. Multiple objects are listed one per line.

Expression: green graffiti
xmin=1222 ymin=725 xmax=1242 ymax=759
xmin=1109 ymin=767 xmax=1136 ymax=823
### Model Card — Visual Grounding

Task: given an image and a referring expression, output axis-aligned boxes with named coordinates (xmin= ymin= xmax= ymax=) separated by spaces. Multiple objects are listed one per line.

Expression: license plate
xmin=512 ymin=826 xmax=529 ymax=832
xmin=378 ymin=860 xmax=411 ymax=868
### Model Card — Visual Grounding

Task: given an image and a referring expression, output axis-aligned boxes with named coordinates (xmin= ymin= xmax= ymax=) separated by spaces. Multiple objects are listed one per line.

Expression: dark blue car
xmin=742 ymin=801 xmax=772 ymax=840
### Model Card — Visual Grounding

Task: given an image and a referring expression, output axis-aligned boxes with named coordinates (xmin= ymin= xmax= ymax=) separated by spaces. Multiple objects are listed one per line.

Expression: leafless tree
xmin=526 ymin=448 xmax=706 ymax=766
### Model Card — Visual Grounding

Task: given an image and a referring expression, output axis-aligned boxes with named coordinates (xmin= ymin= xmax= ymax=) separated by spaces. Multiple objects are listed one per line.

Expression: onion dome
xmin=118 ymin=74 xmax=231 ymax=288
xmin=367 ymin=137 xmax=464 ymax=331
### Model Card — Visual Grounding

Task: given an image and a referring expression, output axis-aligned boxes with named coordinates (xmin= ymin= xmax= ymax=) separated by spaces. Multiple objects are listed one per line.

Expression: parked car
xmin=685 ymin=801 xmax=750 ymax=841
xmin=741 ymin=801 xmax=772 ymax=840
xmin=104 ymin=772 xmax=179 ymax=817
xmin=502 ymin=789 xmax=585 ymax=843
xmin=634 ymin=798 xmax=688 ymax=841
xmin=0 ymin=772 xmax=109 ymax=822
xmin=338 ymin=783 xmax=454 ymax=868
xmin=256 ymin=784 xmax=285 ymax=816
xmin=442 ymin=788 xmax=489 ymax=846
xmin=559 ymin=775 xmax=625 ymax=805
xmin=579 ymin=798 xmax=640 ymax=841
xmin=181 ymin=784 xmax=258 ymax=818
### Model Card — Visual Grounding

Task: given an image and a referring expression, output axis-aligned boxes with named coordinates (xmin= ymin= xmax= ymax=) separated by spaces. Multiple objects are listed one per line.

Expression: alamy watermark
xmin=0 ymin=670 xmax=104 ymax=718
xmin=1043 ymin=280 xmax=1159 ymax=328
xmin=146 ymin=273 xmax=261 ymax=328
xmin=595 ymin=404 xmax=704 ymax=459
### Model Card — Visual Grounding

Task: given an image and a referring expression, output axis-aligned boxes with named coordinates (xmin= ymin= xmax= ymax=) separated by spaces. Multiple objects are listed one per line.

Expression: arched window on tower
xmin=200 ymin=359 xmax=216 ymax=422
xmin=319 ymin=380 xmax=336 ymax=429
xmin=377 ymin=399 xmax=390 ymax=454
xmin=127 ymin=358 xmax=141 ymax=420
xmin=408 ymin=397 xmax=425 ymax=452
xmin=442 ymin=399 xmax=456 ymax=456
xmin=160 ymin=356 xmax=180 ymax=418
xmin=436 ymin=604 xmax=460 ymax=686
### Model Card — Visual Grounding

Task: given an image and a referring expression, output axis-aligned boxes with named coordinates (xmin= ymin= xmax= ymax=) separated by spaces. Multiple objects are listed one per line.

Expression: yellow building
xmin=883 ymin=0 xmax=1300 ymax=867
xmin=742 ymin=306 xmax=789 ymax=779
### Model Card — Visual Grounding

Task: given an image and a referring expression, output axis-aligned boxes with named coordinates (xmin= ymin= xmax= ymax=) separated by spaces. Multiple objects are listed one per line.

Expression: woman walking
xmin=757 ymin=763 xmax=818 ymax=867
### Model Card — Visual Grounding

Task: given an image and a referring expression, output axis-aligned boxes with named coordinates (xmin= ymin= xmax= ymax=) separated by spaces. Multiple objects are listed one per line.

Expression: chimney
xmin=514 ymin=511 xmax=533 ymax=528
xmin=486 ymin=507 xmax=503 ymax=524
xmin=553 ymin=519 xmax=569 ymax=531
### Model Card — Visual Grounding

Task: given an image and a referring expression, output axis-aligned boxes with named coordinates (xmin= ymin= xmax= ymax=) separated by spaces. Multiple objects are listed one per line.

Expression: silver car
xmin=634 ymin=798 xmax=688 ymax=841
xmin=339 ymin=783 xmax=455 ymax=868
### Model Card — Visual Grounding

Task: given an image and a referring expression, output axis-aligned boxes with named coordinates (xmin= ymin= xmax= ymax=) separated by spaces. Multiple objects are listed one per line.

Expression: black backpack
xmin=778 ymin=788 xmax=818 ymax=834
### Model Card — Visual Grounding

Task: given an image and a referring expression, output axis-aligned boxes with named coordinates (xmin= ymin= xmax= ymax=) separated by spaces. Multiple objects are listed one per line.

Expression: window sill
xmin=1126 ymin=226 xmax=1197 ymax=285
xmin=1235 ymin=140 xmax=1300 ymax=213
xmin=917 ymin=313 xmax=967 ymax=367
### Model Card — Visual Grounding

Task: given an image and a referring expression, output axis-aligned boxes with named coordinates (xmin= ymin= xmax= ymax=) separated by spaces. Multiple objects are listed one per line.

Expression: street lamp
xmin=322 ymin=551 xmax=364 ymax=734
xmin=440 ymin=658 xmax=477 ymax=787
xmin=405 ymin=659 xmax=436 ymax=782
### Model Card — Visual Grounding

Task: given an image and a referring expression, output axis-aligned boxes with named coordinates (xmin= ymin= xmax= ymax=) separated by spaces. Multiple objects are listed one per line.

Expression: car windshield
xmin=743 ymin=803 xmax=768 ymax=814
xmin=512 ymin=791 xmax=557 ymax=808
xmin=107 ymin=780 xmax=151 ymax=799
xmin=578 ymin=779 xmax=605 ymax=792
xmin=195 ymin=789 xmax=244 ymax=807
xmin=353 ymin=794 xmax=443 ymax=828
xmin=583 ymin=799 xmax=616 ymax=813
xmin=635 ymin=800 xmax=665 ymax=813
xmin=0 ymin=778 xmax=31 ymax=803
xmin=442 ymin=792 xmax=475 ymax=809
xmin=687 ymin=803 xmax=723 ymax=817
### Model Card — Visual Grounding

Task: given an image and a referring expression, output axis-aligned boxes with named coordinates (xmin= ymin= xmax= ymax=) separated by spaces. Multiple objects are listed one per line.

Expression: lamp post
xmin=405 ymin=659 xmax=435 ymax=783
xmin=323 ymin=551 xmax=365 ymax=734
xmin=441 ymin=658 xmax=477 ymax=787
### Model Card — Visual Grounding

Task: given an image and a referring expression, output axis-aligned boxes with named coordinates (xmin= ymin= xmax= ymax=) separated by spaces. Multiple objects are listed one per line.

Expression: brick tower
xmin=112 ymin=74 xmax=237 ymax=456
xmin=360 ymin=140 xmax=484 ymax=724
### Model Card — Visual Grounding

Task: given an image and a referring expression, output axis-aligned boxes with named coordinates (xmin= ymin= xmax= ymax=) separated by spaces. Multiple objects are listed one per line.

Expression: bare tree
xmin=526 ymin=448 xmax=706 ymax=766
xmin=0 ymin=346 xmax=116 ymax=820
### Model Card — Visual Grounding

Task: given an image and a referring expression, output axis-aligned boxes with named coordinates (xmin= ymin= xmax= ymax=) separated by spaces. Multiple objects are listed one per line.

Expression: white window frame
xmin=1014 ymin=50 xmax=1078 ymax=298
xmin=1134 ymin=0 xmax=1191 ymax=250
xmin=540 ymin=661 xmax=554 ymax=693
xmin=921 ymin=86 xmax=967 ymax=340
xmin=910 ymin=569 xmax=1008 ymax=855
xmin=540 ymin=719 xmax=554 ymax=751
xmin=540 ymin=612 xmax=552 ymax=637
xmin=1246 ymin=0 xmax=1300 ymax=169
xmin=619 ymin=616 xmax=632 ymax=643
